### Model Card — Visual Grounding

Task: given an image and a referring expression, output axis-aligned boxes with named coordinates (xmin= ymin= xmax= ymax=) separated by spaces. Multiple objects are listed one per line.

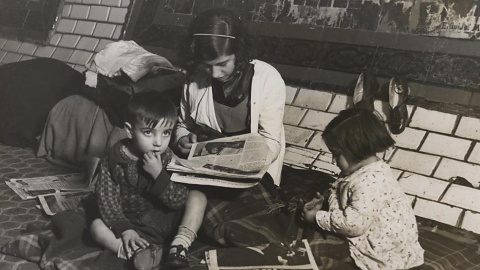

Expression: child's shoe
xmin=353 ymin=72 xmax=379 ymax=112
xmin=388 ymin=77 xmax=409 ymax=134
xmin=165 ymin=245 xmax=189 ymax=269
xmin=132 ymin=244 xmax=163 ymax=270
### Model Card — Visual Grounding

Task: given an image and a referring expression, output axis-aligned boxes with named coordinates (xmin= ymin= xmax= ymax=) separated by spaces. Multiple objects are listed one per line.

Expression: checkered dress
xmin=95 ymin=139 xmax=188 ymax=237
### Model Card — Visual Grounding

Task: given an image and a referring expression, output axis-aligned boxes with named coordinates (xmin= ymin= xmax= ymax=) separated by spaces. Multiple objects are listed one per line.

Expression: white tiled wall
xmin=1 ymin=0 xmax=480 ymax=236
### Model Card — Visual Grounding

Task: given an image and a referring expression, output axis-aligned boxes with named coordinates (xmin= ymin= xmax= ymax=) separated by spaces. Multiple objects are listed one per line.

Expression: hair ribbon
xmin=193 ymin=33 xmax=235 ymax=39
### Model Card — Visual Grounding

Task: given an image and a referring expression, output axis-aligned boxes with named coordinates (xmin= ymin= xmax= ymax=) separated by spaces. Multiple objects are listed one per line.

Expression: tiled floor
xmin=0 ymin=144 xmax=74 ymax=245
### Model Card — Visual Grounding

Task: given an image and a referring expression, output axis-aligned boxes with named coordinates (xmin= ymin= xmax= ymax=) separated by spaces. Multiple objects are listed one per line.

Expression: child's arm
xmin=145 ymin=152 xmax=189 ymax=210
xmin=316 ymin=180 xmax=376 ymax=237
xmin=96 ymin=161 xmax=136 ymax=237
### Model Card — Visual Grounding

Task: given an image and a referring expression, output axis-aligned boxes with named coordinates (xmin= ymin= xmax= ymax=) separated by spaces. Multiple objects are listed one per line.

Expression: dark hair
xmin=180 ymin=8 xmax=254 ymax=74
xmin=126 ymin=91 xmax=177 ymax=128
xmin=322 ymin=108 xmax=395 ymax=165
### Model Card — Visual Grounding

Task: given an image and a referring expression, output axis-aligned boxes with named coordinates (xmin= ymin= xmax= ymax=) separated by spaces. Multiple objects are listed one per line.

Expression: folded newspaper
xmin=168 ymin=133 xmax=271 ymax=188
xmin=205 ymin=239 xmax=319 ymax=270
xmin=38 ymin=191 xmax=93 ymax=216
xmin=5 ymin=173 xmax=93 ymax=200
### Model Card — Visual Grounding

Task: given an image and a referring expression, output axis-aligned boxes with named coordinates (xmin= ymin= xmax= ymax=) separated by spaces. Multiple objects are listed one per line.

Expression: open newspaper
xmin=168 ymin=133 xmax=271 ymax=188
xmin=205 ymin=239 xmax=319 ymax=270
xmin=5 ymin=173 xmax=93 ymax=200
xmin=37 ymin=191 xmax=93 ymax=216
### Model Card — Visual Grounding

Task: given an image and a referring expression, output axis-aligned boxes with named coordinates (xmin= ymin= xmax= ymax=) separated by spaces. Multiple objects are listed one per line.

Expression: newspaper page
xmin=205 ymin=239 xmax=319 ymax=270
xmin=37 ymin=191 xmax=93 ymax=216
xmin=168 ymin=133 xmax=271 ymax=179
xmin=6 ymin=173 xmax=92 ymax=200
xmin=170 ymin=173 xmax=260 ymax=189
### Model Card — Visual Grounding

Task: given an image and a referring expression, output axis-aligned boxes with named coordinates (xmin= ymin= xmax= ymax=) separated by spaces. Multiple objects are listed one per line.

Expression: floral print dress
xmin=316 ymin=160 xmax=424 ymax=270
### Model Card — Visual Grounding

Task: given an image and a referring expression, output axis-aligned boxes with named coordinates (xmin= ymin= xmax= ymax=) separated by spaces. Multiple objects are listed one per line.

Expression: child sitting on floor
xmin=90 ymin=91 xmax=204 ymax=270
xmin=302 ymin=108 xmax=424 ymax=270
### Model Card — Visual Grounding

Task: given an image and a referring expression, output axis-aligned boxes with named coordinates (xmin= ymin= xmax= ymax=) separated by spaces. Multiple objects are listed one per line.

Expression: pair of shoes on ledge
xmin=353 ymin=73 xmax=409 ymax=135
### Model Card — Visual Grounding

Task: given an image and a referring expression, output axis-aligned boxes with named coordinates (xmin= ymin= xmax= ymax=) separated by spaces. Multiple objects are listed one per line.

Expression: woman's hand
xmin=143 ymin=151 xmax=163 ymax=179
xmin=121 ymin=229 xmax=149 ymax=257
xmin=301 ymin=192 xmax=325 ymax=223
xmin=177 ymin=133 xmax=197 ymax=156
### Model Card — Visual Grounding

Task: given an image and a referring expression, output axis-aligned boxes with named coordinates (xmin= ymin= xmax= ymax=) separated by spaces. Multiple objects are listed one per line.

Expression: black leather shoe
xmin=133 ymin=244 xmax=163 ymax=270
xmin=388 ymin=77 xmax=409 ymax=135
xmin=353 ymin=72 xmax=379 ymax=112
xmin=166 ymin=245 xmax=189 ymax=269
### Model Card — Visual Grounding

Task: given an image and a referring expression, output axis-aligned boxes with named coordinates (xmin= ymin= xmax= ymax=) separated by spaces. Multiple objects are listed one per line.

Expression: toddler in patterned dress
xmin=302 ymin=108 xmax=424 ymax=270
xmin=89 ymin=91 xmax=192 ymax=269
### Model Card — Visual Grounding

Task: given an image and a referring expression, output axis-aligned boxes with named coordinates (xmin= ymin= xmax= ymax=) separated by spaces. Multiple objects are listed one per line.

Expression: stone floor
xmin=0 ymin=143 xmax=74 ymax=248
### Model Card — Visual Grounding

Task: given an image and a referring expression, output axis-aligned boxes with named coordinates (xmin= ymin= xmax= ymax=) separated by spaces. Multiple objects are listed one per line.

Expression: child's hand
xmin=121 ymin=229 xmax=149 ymax=257
xmin=301 ymin=192 xmax=325 ymax=223
xmin=143 ymin=151 xmax=163 ymax=179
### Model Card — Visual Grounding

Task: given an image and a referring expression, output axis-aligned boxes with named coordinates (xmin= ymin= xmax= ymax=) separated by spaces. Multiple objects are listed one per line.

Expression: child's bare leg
xmin=90 ymin=218 xmax=122 ymax=255
xmin=168 ymin=190 xmax=207 ymax=265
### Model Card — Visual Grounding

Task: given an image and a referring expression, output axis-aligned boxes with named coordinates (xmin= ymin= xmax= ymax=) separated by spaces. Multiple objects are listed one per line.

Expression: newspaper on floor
xmin=5 ymin=173 xmax=93 ymax=200
xmin=38 ymin=191 xmax=93 ymax=216
xmin=168 ymin=133 xmax=271 ymax=186
xmin=205 ymin=239 xmax=319 ymax=270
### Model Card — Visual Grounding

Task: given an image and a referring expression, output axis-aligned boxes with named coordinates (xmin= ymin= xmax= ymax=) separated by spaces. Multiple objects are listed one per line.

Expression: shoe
xmin=388 ymin=77 xmax=409 ymax=134
xmin=133 ymin=244 xmax=163 ymax=270
xmin=353 ymin=72 xmax=379 ymax=112
xmin=165 ymin=244 xmax=189 ymax=269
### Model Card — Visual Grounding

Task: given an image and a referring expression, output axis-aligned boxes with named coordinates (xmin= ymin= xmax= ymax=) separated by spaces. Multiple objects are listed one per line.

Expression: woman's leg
xmin=90 ymin=218 xmax=122 ymax=255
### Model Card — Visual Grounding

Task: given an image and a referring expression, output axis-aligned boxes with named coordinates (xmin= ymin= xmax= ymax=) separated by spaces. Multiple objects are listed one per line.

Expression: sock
xmin=170 ymin=225 xmax=197 ymax=254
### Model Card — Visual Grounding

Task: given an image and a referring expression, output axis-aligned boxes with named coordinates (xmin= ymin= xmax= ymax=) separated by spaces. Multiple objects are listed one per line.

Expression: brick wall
xmin=283 ymin=87 xmax=480 ymax=235
xmin=0 ymin=0 xmax=131 ymax=72
xmin=1 ymin=0 xmax=480 ymax=236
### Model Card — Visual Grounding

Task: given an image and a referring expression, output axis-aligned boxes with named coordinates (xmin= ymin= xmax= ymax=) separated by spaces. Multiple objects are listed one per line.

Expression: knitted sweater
xmin=95 ymin=139 xmax=189 ymax=237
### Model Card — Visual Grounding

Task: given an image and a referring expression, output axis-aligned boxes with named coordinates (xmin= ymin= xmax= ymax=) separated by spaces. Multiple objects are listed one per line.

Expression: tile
xmin=73 ymin=65 xmax=88 ymax=73
xmin=58 ymin=34 xmax=81 ymax=48
xmin=283 ymin=146 xmax=319 ymax=168
xmin=461 ymin=211 xmax=480 ymax=234
xmin=293 ymin=88 xmax=333 ymax=111
xmin=391 ymin=127 xmax=426 ymax=150
xmin=0 ymin=38 xmax=7 ymax=49
xmin=467 ymin=142 xmax=480 ymax=165
xmin=327 ymin=94 xmax=352 ymax=113
xmin=455 ymin=116 xmax=480 ymax=140
xmin=101 ymin=0 xmax=121 ymax=6
xmin=68 ymin=50 xmax=93 ymax=65
xmin=307 ymin=132 xmax=328 ymax=152
xmin=33 ymin=46 xmax=56 ymax=58
xmin=49 ymin=34 xmax=62 ymax=46
xmin=74 ymin=21 xmax=96 ymax=35
xmin=414 ymin=198 xmax=462 ymax=227
xmin=388 ymin=149 xmax=440 ymax=176
xmin=441 ymin=185 xmax=480 ymax=213
xmin=434 ymin=158 xmax=480 ymax=188
xmin=284 ymin=125 xmax=315 ymax=147
xmin=312 ymin=159 xmax=341 ymax=176
xmin=299 ymin=110 xmax=337 ymax=131
xmin=285 ymin=85 xmax=298 ymax=105
xmin=76 ymin=37 xmax=100 ymax=51
xmin=390 ymin=168 xmax=403 ymax=180
xmin=283 ymin=105 xmax=307 ymax=126
xmin=19 ymin=55 xmax=34 ymax=62
xmin=17 ymin=43 xmax=38 ymax=56
xmin=92 ymin=23 xmax=116 ymax=38
xmin=62 ymin=4 xmax=72 ymax=17
xmin=51 ymin=47 xmax=75 ymax=62
xmin=95 ymin=39 xmax=115 ymax=52
xmin=84 ymin=0 xmax=102 ymax=4
xmin=112 ymin=26 xmax=122 ymax=39
xmin=56 ymin=19 xmax=77 ymax=33
xmin=88 ymin=6 xmax=110 ymax=21
xmin=398 ymin=172 xmax=448 ymax=200
xmin=108 ymin=7 xmax=128 ymax=24
xmin=1 ymin=53 xmax=22 ymax=64
xmin=3 ymin=40 xmax=22 ymax=52
xmin=120 ymin=0 xmax=130 ymax=7
xmin=409 ymin=107 xmax=457 ymax=134
xmin=420 ymin=133 xmax=471 ymax=160
xmin=70 ymin=4 xmax=90 ymax=20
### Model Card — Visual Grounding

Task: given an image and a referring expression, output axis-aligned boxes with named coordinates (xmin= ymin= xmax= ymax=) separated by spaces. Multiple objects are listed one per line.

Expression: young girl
xmin=168 ymin=7 xmax=286 ymax=269
xmin=303 ymin=108 xmax=424 ymax=270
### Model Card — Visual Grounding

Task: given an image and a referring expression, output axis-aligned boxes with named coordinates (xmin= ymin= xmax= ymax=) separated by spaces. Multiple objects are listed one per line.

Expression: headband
xmin=193 ymin=33 xmax=235 ymax=39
